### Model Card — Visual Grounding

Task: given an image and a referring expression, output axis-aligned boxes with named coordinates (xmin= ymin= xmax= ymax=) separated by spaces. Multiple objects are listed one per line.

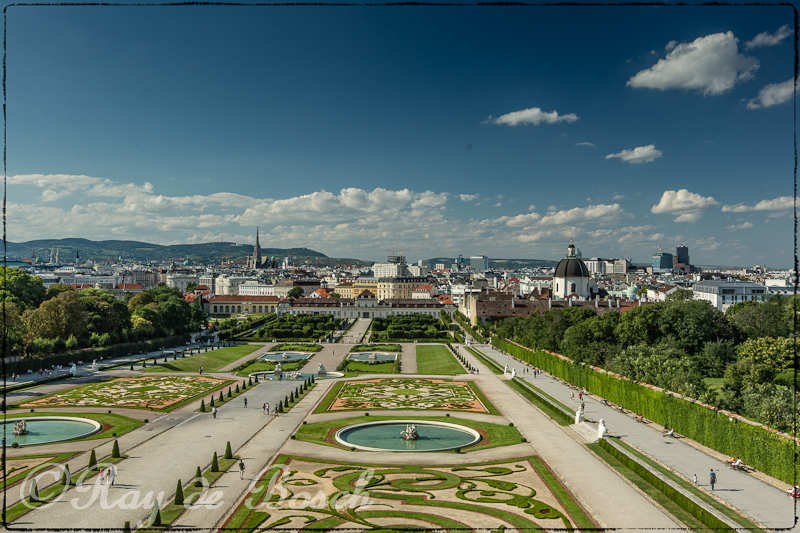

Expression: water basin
xmin=346 ymin=352 xmax=398 ymax=362
xmin=258 ymin=352 xmax=313 ymax=362
xmin=248 ymin=371 xmax=344 ymax=381
xmin=335 ymin=420 xmax=481 ymax=452
xmin=4 ymin=417 xmax=103 ymax=447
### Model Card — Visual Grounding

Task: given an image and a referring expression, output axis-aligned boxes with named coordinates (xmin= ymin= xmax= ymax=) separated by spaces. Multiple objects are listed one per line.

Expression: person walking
xmin=693 ymin=474 xmax=697 ymax=485
xmin=239 ymin=459 xmax=245 ymax=480
xmin=709 ymin=469 xmax=717 ymax=491
xmin=262 ymin=403 xmax=267 ymax=414
xmin=570 ymin=392 xmax=574 ymax=402
xmin=244 ymin=397 xmax=248 ymax=408
xmin=111 ymin=465 xmax=117 ymax=486
xmin=199 ymin=366 xmax=203 ymax=375
xmin=212 ymin=407 xmax=217 ymax=419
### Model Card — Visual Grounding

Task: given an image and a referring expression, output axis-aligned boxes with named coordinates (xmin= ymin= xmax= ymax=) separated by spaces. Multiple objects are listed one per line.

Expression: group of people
xmin=97 ymin=465 xmax=118 ymax=486
xmin=727 ymin=457 xmax=744 ymax=470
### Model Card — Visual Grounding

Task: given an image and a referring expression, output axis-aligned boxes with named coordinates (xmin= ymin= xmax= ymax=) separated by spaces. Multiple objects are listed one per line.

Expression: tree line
xmin=1 ymin=267 xmax=205 ymax=356
xmin=492 ymin=290 xmax=798 ymax=433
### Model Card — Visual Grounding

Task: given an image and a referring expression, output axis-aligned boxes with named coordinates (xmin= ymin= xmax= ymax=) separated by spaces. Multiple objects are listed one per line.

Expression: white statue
xmin=504 ymin=363 xmax=509 ymax=375
xmin=575 ymin=409 xmax=584 ymax=424
xmin=511 ymin=368 xmax=517 ymax=379
xmin=317 ymin=363 xmax=327 ymax=375
xmin=400 ymin=424 xmax=419 ymax=440
xmin=368 ymin=353 xmax=377 ymax=361
xmin=13 ymin=420 xmax=28 ymax=435
xmin=91 ymin=360 xmax=98 ymax=371
xmin=274 ymin=362 xmax=283 ymax=374
xmin=71 ymin=363 xmax=77 ymax=377
xmin=598 ymin=419 xmax=608 ymax=439
xmin=282 ymin=353 xmax=290 ymax=360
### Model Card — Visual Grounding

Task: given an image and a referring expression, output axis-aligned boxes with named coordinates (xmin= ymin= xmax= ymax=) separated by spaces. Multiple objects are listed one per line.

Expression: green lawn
xmin=145 ymin=344 xmax=261 ymax=373
xmin=341 ymin=361 xmax=396 ymax=374
xmin=235 ymin=360 xmax=305 ymax=377
xmin=416 ymin=345 xmax=463 ymax=375
xmin=704 ymin=377 xmax=725 ymax=393
xmin=294 ymin=415 xmax=523 ymax=451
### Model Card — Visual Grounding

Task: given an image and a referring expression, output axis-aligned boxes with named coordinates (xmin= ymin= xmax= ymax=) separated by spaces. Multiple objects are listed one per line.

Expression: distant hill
xmin=427 ymin=257 xmax=559 ymax=270
xmin=3 ymin=238 xmax=368 ymax=267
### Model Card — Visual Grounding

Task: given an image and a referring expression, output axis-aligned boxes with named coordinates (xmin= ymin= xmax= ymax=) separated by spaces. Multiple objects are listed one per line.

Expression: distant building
xmin=652 ymin=248 xmax=673 ymax=270
xmin=552 ymin=240 xmax=592 ymax=299
xmin=248 ymin=227 xmax=263 ymax=269
xmin=691 ymin=279 xmax=767 ymax=312
xmin=469 ymin=255 xmax=489 ymax=272
xmin=372 ymin=254 xmax=410 ymax=278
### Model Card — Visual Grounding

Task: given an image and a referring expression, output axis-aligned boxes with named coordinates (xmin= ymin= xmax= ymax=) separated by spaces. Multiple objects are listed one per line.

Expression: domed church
xmin=552 ymin=240 xmax=592 ymax=299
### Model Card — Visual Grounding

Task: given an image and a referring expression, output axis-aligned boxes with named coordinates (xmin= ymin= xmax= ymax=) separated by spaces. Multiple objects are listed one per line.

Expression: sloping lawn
xmin=416 ymin=345 xmax=463 ymax=375
xmin=145 ymin=344 xmax=261 ymax=373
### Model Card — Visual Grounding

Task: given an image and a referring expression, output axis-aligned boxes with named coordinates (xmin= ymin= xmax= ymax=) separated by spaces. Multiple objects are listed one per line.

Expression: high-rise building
xmin=470 ymin=255 xmax=489 ymax=272
xmin=652 ymin=249 xmax=673 ymax=270
xmin=676 ymin=245 xmax=689 ymax=265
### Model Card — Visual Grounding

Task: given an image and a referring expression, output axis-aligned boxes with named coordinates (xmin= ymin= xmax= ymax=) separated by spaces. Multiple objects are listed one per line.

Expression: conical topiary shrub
xmin=61 ymin=464 xmax=71 ymax=486
xmin=174 ymin=479 xmax=184 ymax=506
xmin=194 ymin=466 xmax=203 ymax=487
xmin=227 ymin=387 xmax=232 ymax=398
xmin=254 ymin=374 xmax=259 ymax=383
xmin=278 ymin=402 xmax=284 ymax=413
xmin=122 ymin=521 xmax=131 ymax=533
xmin=88 ymin=450 xmax=97 ymax=471
xmin=200 ymin=399 xmax=206 ymax=412
xmin=235 ymin=384 xmax=240 ymax=394
xmin=130 ymin=364 xmax=134 ymax=371
xmin=142 ymin=361 xmax=146 ymax=368
xmin=242 ymin=380 xmax=247 ymax=390
xmin=211 ymin=452 xmax=219 ymax=473
xmin=29 ymin=478 xmax=39 ymax=502
xmin=210 ymin=396 xmax=215 ymax=407
xmin=112 ymin=440 xmax=120 ymax=458
xmin=219 ymin=391 xmax=224 ymax=403
xmin=248 ymin=377 xmax=252 ymax=386
xmin=150 ymin=500 xmax=161 ymax=526
xmin=225 ymin=441 xmax=233 ymax=460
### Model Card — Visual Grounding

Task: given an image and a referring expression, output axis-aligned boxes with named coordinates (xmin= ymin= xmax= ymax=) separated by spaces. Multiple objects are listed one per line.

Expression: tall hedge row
xmin=493 ymin=337 xmax=796 ymax=485
xmin=455 ymin=312 xmax=485 ymax=343
xmin=2 ymin=334 xmax=191 ymax=375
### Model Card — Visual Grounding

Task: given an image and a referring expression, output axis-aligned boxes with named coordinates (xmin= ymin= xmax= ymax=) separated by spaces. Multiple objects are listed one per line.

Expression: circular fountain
xmin=4 ymin=417 xmax=103 ymax=447
xmin=335 ymin=420 xmax=481 ymax=452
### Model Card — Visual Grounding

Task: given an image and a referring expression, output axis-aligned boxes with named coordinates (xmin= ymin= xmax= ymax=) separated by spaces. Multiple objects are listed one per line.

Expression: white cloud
xmin=726 ymin=221 xmax=754 ymax=231
xmin=575 ymin=142 xmax=596 ymax=147
xmin=627 ymin=32 xmax=759 ymax=95
xmin=502 ymin=212 xmax=542 ymax=228
xmin=486 ymin=107 xmax=579 ymax=126
xmin=493 ymin=202 xmax=503 ymax=208
xmin=745 ymin=25 xmax=794 ymax=49
xmin=665 ymin=40 xmax=678 ymax=52
xmin=605 ymin=144 xmax=663 ymax=164
xmin=527 ymin=205 xmax=536 ymax=212
xmin=651 ymin=189 xmax=719 ymax=222
xmin=459 ymin=193 xmax=479 ymax=202
xmin=721 ymin=196 xmax=793 ymax=212
xmin=538 ymin=203 xmax=627 ymax=226
xmin=747 ymin=79 xmax=794 ymax=109
xmin=40 ymin=189 xmax=72 ymax=202
xmin=612 ymin=194 xmax=627 ymax=201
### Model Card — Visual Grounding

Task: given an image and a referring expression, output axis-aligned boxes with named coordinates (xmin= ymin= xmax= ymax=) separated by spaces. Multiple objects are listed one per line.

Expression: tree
xmin=22 ymin=290 xmax=88 ymax=346
xmin=726 ymin=298 xmax=791 ymax=340
xmin=127 ymin=292 xmax=155 ymax=314
xmin=330 ymin=292 xmax=341 ymax=298
xmin=0 ymin=267 xmax=46 ymax=310
xmin=287 ymin=287 xmax=304 ymax=299
xmin=44 ymin=283 xmax=75 ymax=301
xmin=186 ymin=282 xmax=198 ymax=292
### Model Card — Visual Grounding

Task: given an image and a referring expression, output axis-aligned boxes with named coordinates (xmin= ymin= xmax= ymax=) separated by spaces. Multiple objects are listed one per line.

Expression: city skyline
xmin=5 ymin=3 xmax=794 ymax=266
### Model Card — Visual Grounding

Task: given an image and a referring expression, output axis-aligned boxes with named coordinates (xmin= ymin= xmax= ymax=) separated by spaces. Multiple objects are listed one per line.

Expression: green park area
xmin=370 ymin=314 xmax=451 ymax=342
xmin=145 ymin=344 xmax=261 ymax=373
xmin=349 ymin=344 xmax=401 ymax=352
xmin=19 ymin=376 xmax=232 ymax=412
xmin=416 ymin=345 xmax=463 ymax=375
xmin=222 ymin=455 xmax=596 ymax=532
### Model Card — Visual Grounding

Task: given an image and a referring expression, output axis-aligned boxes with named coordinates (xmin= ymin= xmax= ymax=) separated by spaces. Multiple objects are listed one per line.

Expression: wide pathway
xmin=475 ymin=344 xmax=798 ymax=532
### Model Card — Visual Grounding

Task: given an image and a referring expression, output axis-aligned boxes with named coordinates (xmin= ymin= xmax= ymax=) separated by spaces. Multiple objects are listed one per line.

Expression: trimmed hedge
xmin=493 ymin=337 xmax=796 ymax=485
xmin=455 ymin=312 xmax=485 ymax=343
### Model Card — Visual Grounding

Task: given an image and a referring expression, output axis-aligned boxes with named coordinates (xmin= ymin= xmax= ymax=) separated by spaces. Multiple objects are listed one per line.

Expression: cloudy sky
xmin=5 ymin=4 xmax=794 ymax=266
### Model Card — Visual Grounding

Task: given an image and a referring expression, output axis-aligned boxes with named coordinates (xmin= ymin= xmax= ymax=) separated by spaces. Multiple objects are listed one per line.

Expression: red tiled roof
xmin=207 ymin=295 xmax=281 ymax=302
xmin=115 ymin=283 xmax=144 ymax=290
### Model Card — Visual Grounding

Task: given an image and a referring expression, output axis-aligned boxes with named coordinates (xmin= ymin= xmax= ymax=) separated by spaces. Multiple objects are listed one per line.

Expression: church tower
xmin=253 ymin=227 xmax=262 ymax=269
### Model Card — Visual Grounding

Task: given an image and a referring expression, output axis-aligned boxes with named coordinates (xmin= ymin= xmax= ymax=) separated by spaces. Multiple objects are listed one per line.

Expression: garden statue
xmin=400 ymin=424 xmax=419 ymax=440
xmin=368 ymin=353 xmax=377 ymax=361
xmin=71 ymin=363 xmax=77 ymax=377
xmin=317 ymin=363 xmax=327 ymax=375
xmin=282 ymin=353 xmax=290 ymax=360
xmin=511 ymin=368 xmax=517 ymax=379
xmin=575 ymin=409 xmax=584 ymax=425
xmin=91 ymin=360 xmax=98 ymax=371
xmin=13 ymin=420 xmax=29 ymax=435
xmin=503 ymin=364 xmax=509 ymax=375
xmin=598 ymin=419 xmax=608 ymax=440
xmin=274 ymin=362 xmax=283 ymax=374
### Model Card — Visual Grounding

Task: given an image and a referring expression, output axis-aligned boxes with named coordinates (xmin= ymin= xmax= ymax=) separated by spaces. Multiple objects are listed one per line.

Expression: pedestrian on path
xmin=212 ymin=407 xmax=217 ymax=419
xmin=263 ymin=403 xmax=267 ymax=414
xmin=693 ymin=474 xmax=697 ymax=485
xmin=578 ymin=391 xmax=582 ymax=401
xmin=111 ymin=465 xmax=117 ymax=486
xmin=199 ymin=366 xmax=203 ymax=375
xmin=239 ymin=459 xmax=245 ymax=480
xmin=98 ymin=469 xmax=105 ymax=485
xmin=273 ymin=404 xmax=279 ymax=415
xmin=570 ymin=392 xmax=574 ymax=402
xmin=709 ymin=469 xmax=717 ymax=491
xmin=244 ymin=397 xmax=248 ymax=408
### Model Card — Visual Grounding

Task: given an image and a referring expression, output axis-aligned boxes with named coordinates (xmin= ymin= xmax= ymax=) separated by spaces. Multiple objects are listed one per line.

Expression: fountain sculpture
xmin=317 ymin=363 xmax=327 ymax=375
xmin=400 ymin=424 xmax=419 ymax=441
xmin=13 ymin=420 xmax=29 ymax=435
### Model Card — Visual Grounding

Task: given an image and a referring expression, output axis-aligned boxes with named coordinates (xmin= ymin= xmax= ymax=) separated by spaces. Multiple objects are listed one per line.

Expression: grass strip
xmin=588 ymin=443 xmax=713 ymax=533
xmin=505 ymin=379 xmax=572 ymax=426
xmin=145 ymin=344 xmax=261 ymax=373
xmin=2 ymin=452 xmax=78 ymax=487
xmin=529 ymin=455 xmax=598 ymax=531
xmin=611 ymin=439 xmax=762 ymax=532
xmin=5 ymin=454 xmax=128 ymax=523
xmin=465 ymin=346 xmax=504 ymax=375
xmin=415 ymin=345 xmax=463 ymax=375
xmin=349 ymin=344 xmax=402 ymax=352
xmin=294 ymin=415 xmax=523 ymax=451
xmin=314 ymin=380 xmax=345 ymax=414
xmin=339 ymin=361 xmax=396 ymax=374
xmin=466 ymin=381 xmax=501 ymax=416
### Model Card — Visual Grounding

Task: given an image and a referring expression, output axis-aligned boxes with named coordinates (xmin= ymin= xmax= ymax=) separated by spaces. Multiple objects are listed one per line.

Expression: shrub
xmin=249 ymin=377 xmax=253 ymax=386
xmin=225 ymin=441 xmax=233 ymax=459
xmin=200 ymin=400 xmax=206 ymax=412
xmin=88 ymin=450 xmax=97 ymax=471
xmin=61 ymin=464 xmax=71 ymax=486
xmin=65 ymin=334 xmax=79 ymax=351
xmin=174 ymin=479 xmax=184 ymax=506
xmin=11 ymin=442 xmax=18 ymax=448
xmin=123 ymin=521 xmax=131 ymax=533
xmin=235 ymin=384 xmax=240 ymax=394
xmin=194 ymin=466 xmax=203 ymax=487
xmin=130 ymin=364 xmax=134 ymax=371
xmin=112 ymin=440 xmax=120 ymax=458
xmin=150 ymin=500 xmax=162 ymax=527
xmin=227 ymin=387 xmax=232 ymax=398
xmin=211 ymin=452 xmax=219 ymax=472
xmin=29 ymin=478 xmax=39 ymax=502
xmin=210 ymin=396 xmax=215 ymax=407
xmin=219 ymin=391 xmax=224 ymax=403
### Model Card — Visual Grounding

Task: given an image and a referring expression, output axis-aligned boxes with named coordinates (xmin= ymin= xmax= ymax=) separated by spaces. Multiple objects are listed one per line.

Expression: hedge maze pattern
xmin=226 ymin=456 xmax=590 ymax=532
xmin=22 ymin=376 xmax=228 ymax=410
xmin=327 ymin=378 xmax=488 ymax=413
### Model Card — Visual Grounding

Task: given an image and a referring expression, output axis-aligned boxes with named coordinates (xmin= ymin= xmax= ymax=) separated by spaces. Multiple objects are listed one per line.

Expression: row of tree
xmin=492 ymin=291 xmax=798 ymax=433
xmin=1 ymin=267 xmax=205 ymax=356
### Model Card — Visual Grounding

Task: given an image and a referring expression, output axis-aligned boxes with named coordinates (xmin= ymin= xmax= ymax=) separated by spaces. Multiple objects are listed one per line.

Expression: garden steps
xmin=569 ymin=421 xmax=599 ymax=443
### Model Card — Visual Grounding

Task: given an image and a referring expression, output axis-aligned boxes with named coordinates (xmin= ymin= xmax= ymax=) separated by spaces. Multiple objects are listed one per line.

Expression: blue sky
xmin=5 ymin=4 xmax=795 ymax=266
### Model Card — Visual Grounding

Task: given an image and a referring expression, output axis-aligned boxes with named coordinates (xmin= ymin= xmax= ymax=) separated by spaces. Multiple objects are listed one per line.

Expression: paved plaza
xmin=2 ymin=333 xmax=793 ymax=532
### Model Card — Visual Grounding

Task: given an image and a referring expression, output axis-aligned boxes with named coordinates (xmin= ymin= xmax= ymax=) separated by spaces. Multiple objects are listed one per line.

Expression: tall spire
xmin=253 ymin=226 xmax=262 ymax=268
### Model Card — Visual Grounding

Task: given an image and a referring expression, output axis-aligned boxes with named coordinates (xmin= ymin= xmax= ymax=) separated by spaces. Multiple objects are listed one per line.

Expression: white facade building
xmin=691 ymin=279 xmax=768 ymax=312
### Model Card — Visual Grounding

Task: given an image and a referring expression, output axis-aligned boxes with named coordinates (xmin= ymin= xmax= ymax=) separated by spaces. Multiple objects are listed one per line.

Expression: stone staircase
xmin=570 ymin=421 xmax=599 ymax=443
